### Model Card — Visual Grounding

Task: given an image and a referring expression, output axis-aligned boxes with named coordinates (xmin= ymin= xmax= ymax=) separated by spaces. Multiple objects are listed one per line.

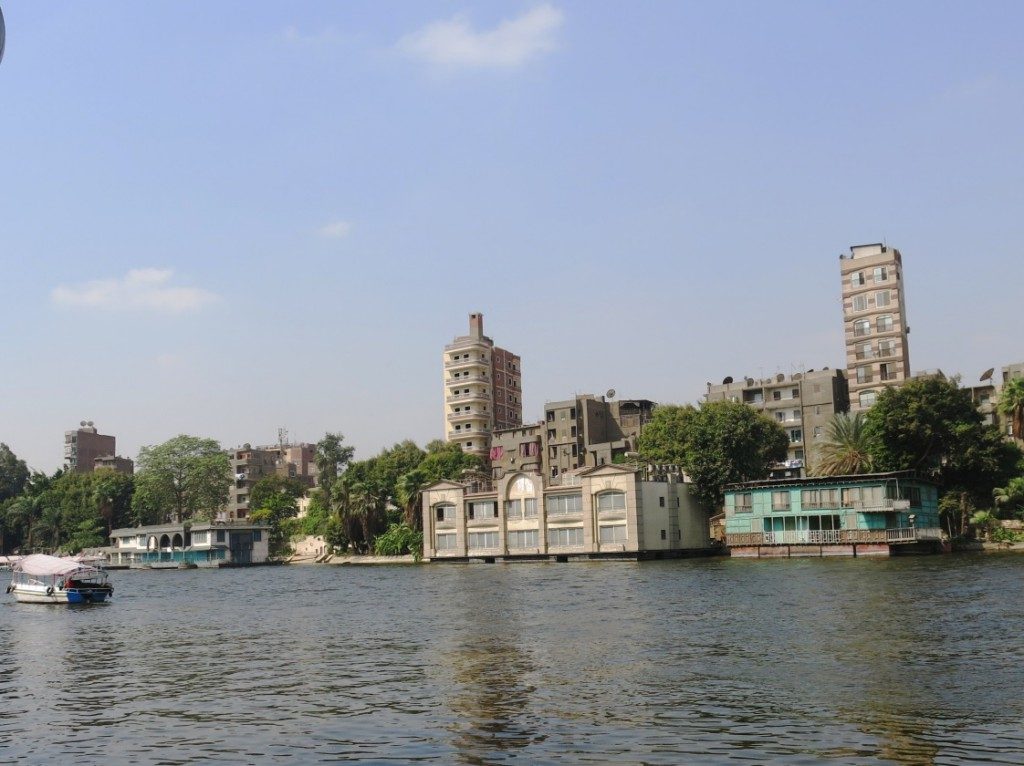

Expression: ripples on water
xmin=2 ymin=555 xmax=1023 ymax=764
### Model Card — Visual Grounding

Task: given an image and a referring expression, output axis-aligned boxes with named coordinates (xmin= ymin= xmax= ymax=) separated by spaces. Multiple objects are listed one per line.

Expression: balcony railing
xmin=445 ymin=357 xmax=489 ymax=369
xmin=447 ymin=373 xmax=490 ymax=386
xmin=447 ymin=411 xmax=488 ymax=423
xmin=727 ymin=527 xmax=942 ymax=547
xmin=448 ymin=428 xmax=491 ymax=439
xmin=446 ymin=391 xmax=488 ymax=402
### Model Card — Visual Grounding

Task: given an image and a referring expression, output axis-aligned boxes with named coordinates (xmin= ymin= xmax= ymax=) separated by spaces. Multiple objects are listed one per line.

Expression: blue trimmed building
xmin=724 ymin=471 xmax=943 ymax=557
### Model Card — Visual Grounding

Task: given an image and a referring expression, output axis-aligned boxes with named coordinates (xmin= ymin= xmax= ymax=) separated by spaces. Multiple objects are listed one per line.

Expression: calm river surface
xmin=3 ymin=554 xmax=1024 ymax=765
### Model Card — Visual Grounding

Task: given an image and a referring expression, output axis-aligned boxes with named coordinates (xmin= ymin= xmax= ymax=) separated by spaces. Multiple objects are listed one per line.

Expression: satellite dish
xmin=87 ymin=420 xmax=94 ymax=427
xmin=606 ymin=389 xmax=616 ymax=399
xmin=0 ymin=6 xmax=5 ymax=66
xmin=722 ymin=376 xmax=733 ymax=385
xmin=980 ymin=368 xmax=995 ymax=382
xmin=776 ymin=373 xmax=785 ymax=383
xmin=80 ymin=421 xmax=87 ymax=427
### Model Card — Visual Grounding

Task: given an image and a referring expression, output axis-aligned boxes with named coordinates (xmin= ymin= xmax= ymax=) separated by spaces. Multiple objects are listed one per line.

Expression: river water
xmin=2 ymin=554 xmax=1024 ymax=765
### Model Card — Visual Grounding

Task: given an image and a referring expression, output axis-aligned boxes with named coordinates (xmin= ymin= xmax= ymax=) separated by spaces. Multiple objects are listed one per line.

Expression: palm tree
xmin=970 ymin=510 xmax=999 ymax=541
xmin=993 ymin=477 xmax=1024 ymax=518
xmin=813 ymin=412 xmax=875 ymax=476
xmin=998 ymin=377 xmax=1024 ymax=440
xmin=396 ymin=470 xmax=426 ymax=530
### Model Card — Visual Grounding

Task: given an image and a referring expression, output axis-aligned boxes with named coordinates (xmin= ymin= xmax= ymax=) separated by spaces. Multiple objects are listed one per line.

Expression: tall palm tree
xmin=998 ymin=377 xmax=1024 ymax=440
xmin=813 ymin=412 xmax=875 ymax=476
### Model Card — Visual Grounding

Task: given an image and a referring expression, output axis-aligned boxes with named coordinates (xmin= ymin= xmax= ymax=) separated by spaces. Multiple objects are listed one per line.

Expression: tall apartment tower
xmin=443 ymin=313 xmax=522 ymax=459
xmin=840 ymin=244 xmax=912 ymax=410
xmin=64 ymin=421 xmax=116 ymax=473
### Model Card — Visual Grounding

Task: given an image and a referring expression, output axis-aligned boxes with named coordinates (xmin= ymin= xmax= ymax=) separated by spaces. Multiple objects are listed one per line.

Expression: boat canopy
xmin=13 ymin=554 xmax=100 ymax=578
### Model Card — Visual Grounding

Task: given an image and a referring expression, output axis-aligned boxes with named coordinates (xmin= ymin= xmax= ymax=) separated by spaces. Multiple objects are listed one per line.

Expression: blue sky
xmin=1 ymin=1 xmax=1022 ymax=472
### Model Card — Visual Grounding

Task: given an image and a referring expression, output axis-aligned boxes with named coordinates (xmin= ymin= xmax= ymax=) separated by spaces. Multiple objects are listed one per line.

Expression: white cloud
xmin=319 ymin=220 xmax=353 ymax=239
xmin=396 ymin=5 xmax=563 ymax=69
xmin=51 ymin=268 xmax=217 ymax=313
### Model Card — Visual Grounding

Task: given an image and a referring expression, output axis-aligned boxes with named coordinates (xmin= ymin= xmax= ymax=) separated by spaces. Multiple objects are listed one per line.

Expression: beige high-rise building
xmin=443 ymin=313 xmax=522 ymax=459
xmin=840 ymin=244 xmax=912 ymax=410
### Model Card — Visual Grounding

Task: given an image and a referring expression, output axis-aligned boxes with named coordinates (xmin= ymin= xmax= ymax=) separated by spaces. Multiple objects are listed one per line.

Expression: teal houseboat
xmin=724 ymin=471 xmax=943 ymax=557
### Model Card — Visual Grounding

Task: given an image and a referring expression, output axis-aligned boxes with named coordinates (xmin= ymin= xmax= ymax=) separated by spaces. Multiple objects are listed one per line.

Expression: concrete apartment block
xmin=64 ymin=422 xmax=116 ymax=474
xmin=705 ymin=369 xmax=849 ymax=476
xmin=839 ymin=244 xmax=912 ymax=410
xmin=443 ymin=313 xmax=522 ymax=460
xmin=228 ymin=442 xmax=317 ymax=520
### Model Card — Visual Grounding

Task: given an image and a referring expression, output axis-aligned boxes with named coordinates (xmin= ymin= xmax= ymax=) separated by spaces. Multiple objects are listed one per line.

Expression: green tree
xmin=133 ymin=435 xmax=231 ymax=523
xmin=249 ymin=475 xmax=306 ymax=513
xmin=865 ymin=377 xmax=1022 ymax=508
xmin=969 ymin=509 xmax=999 ymax=541
xmin=999 ymin=377 xmax=1024 ymax=440
xmin=993 ymin=477 xmax=1024 ymax=519
xmin=0 ymin=443 xmax=29 ymax=503
xmin=314 ymin=432 xmax=355 ymax=505
xmin=250 ymin=491 xmax=300 ymax=558
xmin=813 ymin=412 xmax=875 ymax=476
xmin=373 ymin=522 xmax=423 ymax=560
xmin=637 ymin=401 xmax=789 ymax=512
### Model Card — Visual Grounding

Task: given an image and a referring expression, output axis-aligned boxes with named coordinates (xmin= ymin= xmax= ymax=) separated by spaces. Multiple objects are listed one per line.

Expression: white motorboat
xmin=7 ymin=554 xmax=114 ymax=604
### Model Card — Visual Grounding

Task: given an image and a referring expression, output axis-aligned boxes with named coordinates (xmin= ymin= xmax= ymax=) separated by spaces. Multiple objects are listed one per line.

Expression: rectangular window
xmin=880 ymin=363 xmax=897 ymax=381
xmin=436 ymin=505 xmax=455 ymax=522
xmin=435 ymin=533 xmax=457 ymax=550
xmin=877 ymin=315 xmax=893 ymax=333
xmin=547 ymin=493 xmax=583 ymax=515
xmin=854 ymin=319 xmax=871 ymax=337
xmin=857 ymin=342 xmax=873 ymax=360
xmin=596 ymin=493 xmax=626 ymax=511
xmin=853 ymin=294 xmax=867 ymax=311
xmin=814 ymin=426 xmax=824 ymax=438
xmin=547 ymin=526 xmax=584 ymax=546
xmin=468 ymin=501 xmax=496 ymax=520
xmin=659 ymin=496 xmax=666 ymax=507
xmin=507 ymin=529 xmax=539 ymax=548
xmin=789 ymin=429 xmax=802 ymax=443
xmin=802 ymin=489 xmax=840 ymax=509
xmin=873 ymin=266 xmax=888 ymax=282
xmin=506 ymin=499 xmax=522 ymax=519
xmin=859 ymin=390 xmax=877 ymax=408
xmin=734 ymin=493 xmax=753 ymax=513
xmin=599 ymin=525 xmax=628 ymax=543
xmin=876 ymin=290 xmax=891 ymax=307
xmin=851 ymin=271 xmax=865 ymax=287
xmin=776 ymin=411 xmax=785 ymax=421
xmin=253 ymin=531 xmax=262 ymax=542
xmin=773 ymin=390 xmax=782 ymax=401
xmin=467 ymin=531 xmax=499 ymax=549
xmin=771 ymin=491 xmax=790 ymax=511
xmin=857 ymin=366 xmax=873 ymax=384
xmin=216 ymin=530 xmax=225 ymax=543
xmin=523 ymin=498 xmax=537 ymax=517
xmin=878 ymin=339 xmax=896 ymax=357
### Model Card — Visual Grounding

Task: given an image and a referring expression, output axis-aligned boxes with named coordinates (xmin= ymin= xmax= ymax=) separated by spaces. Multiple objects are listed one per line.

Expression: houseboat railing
xmin=728 ymin=528 xmax=943 ymax=547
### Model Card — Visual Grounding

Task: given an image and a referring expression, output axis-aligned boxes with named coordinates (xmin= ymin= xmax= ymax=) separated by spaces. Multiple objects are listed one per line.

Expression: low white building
xmin=422 ymin=464 xmax=712 ymax=562
xmin=107 ymin=521 xmax=271 ymax=567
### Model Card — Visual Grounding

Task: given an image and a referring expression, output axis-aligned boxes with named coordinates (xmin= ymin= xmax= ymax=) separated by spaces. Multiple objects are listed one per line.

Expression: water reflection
xmin=0 ymin=557 xmax=1022 ymax=764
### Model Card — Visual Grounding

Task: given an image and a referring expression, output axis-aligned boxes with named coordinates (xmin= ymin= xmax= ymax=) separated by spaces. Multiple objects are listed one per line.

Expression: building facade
xmin=840 ymin=244 xmax=912 ymax=410
xmin=422 ymin=464 xmax=710 ymax=562
xmin=724 ymin=471 xmax=942 ymax=558
xmin=93 ymin=455 xmax=134 ymax=475
xmin=705 ymin=369 xmax=849 ymax=475
xmin=107 ymin=521 xmax=271 ymax=567
xmin=228 ymin=442 xmax=317 ymax=520
xmin=488 ymin=395 xmax=656 ymax=481
xmin=443 ymin=313 xmax=523 ymax=459
xmin=64 ymin=422 xmax=116 ymax=474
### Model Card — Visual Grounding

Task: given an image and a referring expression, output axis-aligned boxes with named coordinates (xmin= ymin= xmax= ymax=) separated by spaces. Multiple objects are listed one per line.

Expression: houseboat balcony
xmin=727 ymin=527 xmax=943 ymax=547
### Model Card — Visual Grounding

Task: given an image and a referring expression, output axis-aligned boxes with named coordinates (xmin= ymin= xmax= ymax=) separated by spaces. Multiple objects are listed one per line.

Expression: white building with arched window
xmin=422 ymin=464 xmax=711 ymax=562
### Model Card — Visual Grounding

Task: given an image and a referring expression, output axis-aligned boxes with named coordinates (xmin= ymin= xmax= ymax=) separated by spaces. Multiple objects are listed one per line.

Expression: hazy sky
xmin=2 ymin=1 xmax=1022 ymax=473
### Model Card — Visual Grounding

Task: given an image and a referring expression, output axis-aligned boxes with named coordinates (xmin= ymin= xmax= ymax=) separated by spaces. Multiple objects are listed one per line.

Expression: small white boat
xmin=7 ymin=554 xmax=114 ymax=604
